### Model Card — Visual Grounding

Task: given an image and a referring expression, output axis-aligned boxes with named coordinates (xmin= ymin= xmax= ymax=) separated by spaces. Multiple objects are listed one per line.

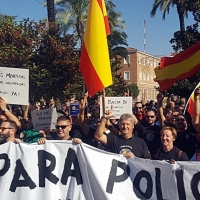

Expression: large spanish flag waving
xmin=154 ymin=42 xmax=200 ymax=91
xmin=79 ymin=0 xmax=112 ymax=97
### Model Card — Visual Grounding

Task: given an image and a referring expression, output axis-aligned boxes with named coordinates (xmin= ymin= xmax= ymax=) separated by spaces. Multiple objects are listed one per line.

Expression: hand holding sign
xmin=103 ymin=105 xmax=115 ymax=120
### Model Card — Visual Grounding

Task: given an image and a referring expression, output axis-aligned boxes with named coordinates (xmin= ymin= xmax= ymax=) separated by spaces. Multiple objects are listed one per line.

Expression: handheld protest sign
xmin=69 ymin=103 xmax=79 ymax=116
xmin=100 ymin=97 xmax=132 ymax=119
xmin=0 ymin=67 xmax=29 ymax=105
xmin=31 ymin=108 xmax=57 ymax=131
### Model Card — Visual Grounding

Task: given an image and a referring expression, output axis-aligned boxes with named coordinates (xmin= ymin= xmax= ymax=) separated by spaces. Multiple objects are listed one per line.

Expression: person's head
xmin=134 ymin=102 xmax=143 ymax=115
xmin=145 ymin=109 xmax=157 ymax=125
xmin=12 ymin=105 xmax=23 ymax=116
xmin=70 ymin=115 xmax=79 ymax=125
xmin=0 ymin=120 xmax=17 ymax=144
xmin=175 ymin=114 xmax=189 ymax=132
xmin=119 ymin=113 xmax=134 ymax=138
xmin=149 ymin=100 xmax=155 ymax=107
xmin=169 ymin=111 xmax=179 ymax=125
xmin=160 ymin=126 xmax=177 ymax=147
xmin=56 ymin=116 xmax=72 ymax=140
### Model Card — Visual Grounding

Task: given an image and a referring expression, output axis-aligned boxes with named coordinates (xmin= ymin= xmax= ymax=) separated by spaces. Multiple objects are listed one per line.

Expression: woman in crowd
xmin=155 ymin=126 xmax=189 ymax=162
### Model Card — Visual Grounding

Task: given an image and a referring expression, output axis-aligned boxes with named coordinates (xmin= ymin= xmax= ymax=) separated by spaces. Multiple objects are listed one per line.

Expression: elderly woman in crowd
xmin=155 ymin=126 xmax=189 ymax=162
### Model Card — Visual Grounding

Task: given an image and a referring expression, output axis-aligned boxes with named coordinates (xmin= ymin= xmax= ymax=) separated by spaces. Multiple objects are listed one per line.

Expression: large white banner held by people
xmin=0 ymin=141 xmax=200 ymax=200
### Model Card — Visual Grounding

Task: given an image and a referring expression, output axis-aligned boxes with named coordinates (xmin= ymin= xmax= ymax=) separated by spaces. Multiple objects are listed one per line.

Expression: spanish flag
xmin=184 ymin=82 xmax=200 ymax=117
xmin=154 ymin=42 xmax=200 ymax=91
xmin=79 ymin=0 xmax=112 ymax=97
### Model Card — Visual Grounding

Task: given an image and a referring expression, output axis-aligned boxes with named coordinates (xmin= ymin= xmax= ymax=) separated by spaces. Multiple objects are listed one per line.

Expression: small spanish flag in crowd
xmin=154 ymin=42 xmax=200 ymax=92
xmin=79 ymin=0 xmax=113 ymax=97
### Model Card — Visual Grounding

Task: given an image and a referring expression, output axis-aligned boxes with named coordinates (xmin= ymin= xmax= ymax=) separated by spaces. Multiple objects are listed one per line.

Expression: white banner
xmin=0 ymin=67 xmax=29 ymax=105
xmin=100 ymin=97 xmax=133 ymax=119
xmin=31 ymin=108 xmax=57 ymax=131
xmin=0 ymin=141 xmax=200 ymax=200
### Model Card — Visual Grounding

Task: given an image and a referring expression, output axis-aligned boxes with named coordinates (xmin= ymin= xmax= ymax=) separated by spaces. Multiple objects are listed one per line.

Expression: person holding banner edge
xmin=37 ymin=115 xmax=82 ymax=145
xmin=95 ymin=106 xmax=151 ymax=159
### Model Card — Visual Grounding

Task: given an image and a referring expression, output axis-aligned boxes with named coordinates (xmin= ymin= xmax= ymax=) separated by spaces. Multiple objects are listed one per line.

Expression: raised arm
xmin=78 ymin=96 xmax=90 ymax=136
xmin=95 ymin=106 xmax=114 ymax=145
xmin=157 ymin=93 xmax=165 ymax=127
xmin=192 ymin=88 xmax=200 ymax=132
xmin=0 ymin=96 xmax=21 ymax=129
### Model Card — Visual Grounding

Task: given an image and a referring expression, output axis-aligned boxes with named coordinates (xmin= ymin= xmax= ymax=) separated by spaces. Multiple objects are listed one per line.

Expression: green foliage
xmin=126 ymin=83 xmax=139 ymax=99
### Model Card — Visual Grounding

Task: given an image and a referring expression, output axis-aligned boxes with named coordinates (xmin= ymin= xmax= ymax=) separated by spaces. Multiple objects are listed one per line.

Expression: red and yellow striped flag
xmin=184 ymin=82 xmax=200 ymax=117
xmin=79 ymin=0 xmax=112 ymax=97
xmin=154 ymin=42 xmax=200 ymax=91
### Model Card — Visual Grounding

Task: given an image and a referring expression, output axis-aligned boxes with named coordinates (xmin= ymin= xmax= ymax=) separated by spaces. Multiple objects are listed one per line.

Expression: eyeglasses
xmin=136 ymin=107 xmax=142 ymax=110
xmin=145 ymin=116 xmax=155 ymax=118
xmin=0 ymin=127 xmax=13 ymax=132
xmin=176 ymin=118 xmax=186 ymax=122
xmin=55 ymin=125 xmax=71 ymax=129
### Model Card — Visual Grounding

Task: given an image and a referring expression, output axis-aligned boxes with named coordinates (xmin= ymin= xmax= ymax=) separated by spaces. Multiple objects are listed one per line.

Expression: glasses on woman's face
xmin=0 ymin=127 xmax=13 ymax=132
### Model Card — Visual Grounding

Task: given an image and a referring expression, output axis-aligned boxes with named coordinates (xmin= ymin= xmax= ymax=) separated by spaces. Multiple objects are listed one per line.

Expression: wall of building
xmin=119 ymin=48 xmax=160 ymax=101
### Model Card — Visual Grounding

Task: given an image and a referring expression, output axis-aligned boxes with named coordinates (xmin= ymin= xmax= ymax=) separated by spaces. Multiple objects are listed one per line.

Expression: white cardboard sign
xmin=0 ymin=67 xmax=29 ymax=105
xmin=31 ymin=108 xmax=57 ymax=131
xmin=100 ymin=97 xmax=132 ymax=119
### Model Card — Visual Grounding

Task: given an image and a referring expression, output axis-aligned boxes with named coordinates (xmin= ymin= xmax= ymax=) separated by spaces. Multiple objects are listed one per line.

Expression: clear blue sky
xmin=0 ymin=0 xmax=195 ymax=57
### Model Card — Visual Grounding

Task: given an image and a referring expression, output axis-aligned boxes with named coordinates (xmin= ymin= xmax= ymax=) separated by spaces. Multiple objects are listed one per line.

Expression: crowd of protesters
xmin=1 ymin=89 xmax=200 ymax=163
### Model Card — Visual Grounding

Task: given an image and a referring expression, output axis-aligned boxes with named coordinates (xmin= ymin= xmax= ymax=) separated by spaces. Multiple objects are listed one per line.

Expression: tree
xmin=150 ymin=0 xmax=189 ymax=32
xmin=126 ymin=83 xmax=139 ymax=99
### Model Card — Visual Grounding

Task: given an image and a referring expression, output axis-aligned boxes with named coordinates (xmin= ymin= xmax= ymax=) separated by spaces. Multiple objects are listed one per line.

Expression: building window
xmin=124 ymin=55 xmax=130 ymax=64
xmin=138 ymin=56 xmax=142 ymax=64
xmin=147 ymin=74 xmax=150 ymax=81
xmin=151 ymin=73 xmax=153 ymax=81
xmin=143 ymin=72 xmax=146 ymax=80
xmin=124 ymin=71 xmax=130 ymax=80
xmin=139 ymin=71 xmax=142 ymax=80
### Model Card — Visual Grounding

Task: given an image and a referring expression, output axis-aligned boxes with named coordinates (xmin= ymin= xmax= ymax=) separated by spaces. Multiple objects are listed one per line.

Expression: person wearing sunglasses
xmin=155 ymin=126 xmax=189 ymax=162
xmin=38 ymin=115 xmax=81 ymax=144
xmin=135 ymin=109 xmax=161 ymax=159
xmin=0 ymin=120 xmax=18 ymax=144
xmin=173 ymin=114 xmax=198 ymax=159
xmin=133 ymin=102 xmax=146 ymax=125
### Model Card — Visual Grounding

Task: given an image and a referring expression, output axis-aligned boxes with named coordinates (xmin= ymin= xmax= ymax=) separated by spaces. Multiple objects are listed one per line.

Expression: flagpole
xmin=102 ymin=88 xmax=106 ymax=114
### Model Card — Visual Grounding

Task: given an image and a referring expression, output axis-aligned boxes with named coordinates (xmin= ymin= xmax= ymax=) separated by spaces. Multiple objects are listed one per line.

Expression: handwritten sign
xmin=31 ymin=108 xmax=57 ymax=131
xmin=0 ymin=67 xmax=29 ymax=105
xmin=100 ymin=97 xmax=132 ymax=119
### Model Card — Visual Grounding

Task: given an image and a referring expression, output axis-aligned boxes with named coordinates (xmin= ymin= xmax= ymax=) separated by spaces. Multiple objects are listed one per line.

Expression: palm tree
xmin=150 ymin=0 xmax=189 ymax=32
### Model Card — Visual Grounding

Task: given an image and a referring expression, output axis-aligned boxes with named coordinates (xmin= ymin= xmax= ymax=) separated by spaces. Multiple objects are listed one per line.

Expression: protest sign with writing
xmin=0 ymin=142 xmax=199 ymax=200
xmin=69 ymin=103 xmax=79 ymax=116
xmin=31 ymin=108 xmax=57 ymax=131
xmin=0 ymin=67 xmax=29 ymax=105
xmin=100 ymin=97 xmax=132 ymax=118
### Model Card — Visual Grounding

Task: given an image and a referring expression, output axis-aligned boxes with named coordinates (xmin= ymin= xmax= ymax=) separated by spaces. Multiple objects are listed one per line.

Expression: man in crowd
xmin=0 ymin=120 xmax=18 ymax=144
xmin=38 ymin=115 xmax=81 ymax=144
xmin=95 ymin=109 xmax=151 ymax=159
xmin=133 ymin=102 xmax=146 ymax=125
xmin=136 ymin=109 xmax=161 ymax=158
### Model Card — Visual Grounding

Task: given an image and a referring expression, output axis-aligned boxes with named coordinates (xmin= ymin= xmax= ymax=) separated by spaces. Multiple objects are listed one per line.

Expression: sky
xmin=0 ymin=0 xmax=196 ymax=57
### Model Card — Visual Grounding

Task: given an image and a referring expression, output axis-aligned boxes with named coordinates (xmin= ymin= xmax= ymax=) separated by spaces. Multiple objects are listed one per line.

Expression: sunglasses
xmin=0 ymin=127 xmax=13 ymax=132
xmin=145 ymin=116 xmax=155 ymax=118
xmin=136 ymin=107 xmax=142 ymax=110
xmin=176 ymin=118 xmax=186 ymax=122
xmin=55 ymin=125 xmax=71 ymax=129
